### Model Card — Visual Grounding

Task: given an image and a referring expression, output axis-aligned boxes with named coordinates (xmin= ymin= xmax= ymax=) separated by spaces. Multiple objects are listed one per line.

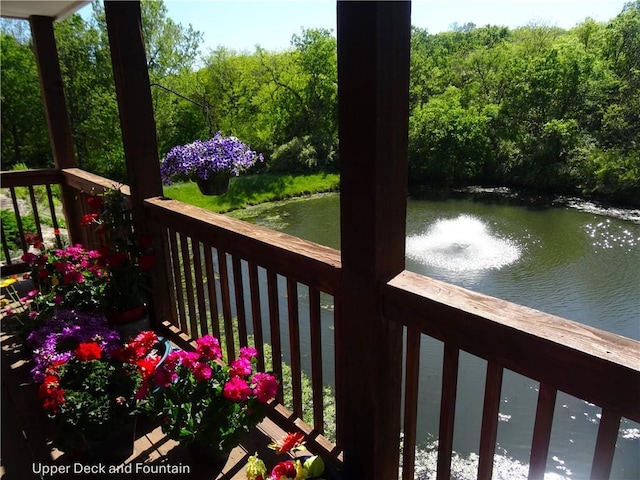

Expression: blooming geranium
xmin=21 ymin=243 xmax=107 ymax=318
xmin=160 ymin=132 xmax=264 ymax=185
xmin=82 ymin=186 xmax=156 ymax=314
xmin=34 ymin=330 xmax=163 ymax=452
xmin=146 ymin=335 xmax=278 ymax=452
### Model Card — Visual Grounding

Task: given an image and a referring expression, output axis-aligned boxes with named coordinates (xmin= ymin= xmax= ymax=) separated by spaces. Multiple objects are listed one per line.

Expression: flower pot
xmin=187 ymin=439 xmax=231 ymax=469
xmin=105 ymin=305 xmax=150 ymax=341
xmin=195 ymin=173 xmax=231 ymax=195
xmin=76 ymin=416 xmax=137 ymax=464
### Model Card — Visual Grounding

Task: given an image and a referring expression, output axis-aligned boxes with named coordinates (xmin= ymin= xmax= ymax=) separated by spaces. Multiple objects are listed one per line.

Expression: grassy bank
xmin=162 ymin=172 xmax=340 ymax=213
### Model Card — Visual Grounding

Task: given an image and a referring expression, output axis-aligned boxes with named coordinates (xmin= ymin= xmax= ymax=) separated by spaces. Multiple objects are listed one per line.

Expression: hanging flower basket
xmin=195 ymin=173 xmax=231 ymax=196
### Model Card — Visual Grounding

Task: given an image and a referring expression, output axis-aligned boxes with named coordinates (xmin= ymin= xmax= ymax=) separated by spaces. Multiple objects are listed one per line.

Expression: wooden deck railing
xmin=1 ymin=167 xmax=639 ymax=479
xmin=0 ymin=169 xmax=65 ymax=275
xmin=384 ymin=271 xmax=640 ymax=480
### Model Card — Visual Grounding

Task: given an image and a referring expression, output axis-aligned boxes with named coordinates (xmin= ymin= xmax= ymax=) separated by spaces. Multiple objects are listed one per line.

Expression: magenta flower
xmin=223 ymin=376 xmax=252 ymax=401
xmin=253 ymin=373 xmax=278 ymax=403
xmin=230 ymin=357 xmax=252 ymax=377
xmin=196 ymin=335 xmax=222 ymax=361
xmin=193 ymin=362 xmax=212 ymax=381
xmin=239 ymin=346 xmax=258 ymax=359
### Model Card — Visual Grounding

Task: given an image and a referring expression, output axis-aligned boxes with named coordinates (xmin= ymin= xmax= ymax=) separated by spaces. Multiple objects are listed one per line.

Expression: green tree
xmin=0 ymin=28 xmax=51 ymax=169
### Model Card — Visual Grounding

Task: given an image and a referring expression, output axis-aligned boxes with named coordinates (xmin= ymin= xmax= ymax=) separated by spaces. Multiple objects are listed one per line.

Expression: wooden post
xmin=337 ymin=1 xmax=411 ymax=477
xmin=29 ymin=16 xmax=83 ymax=244
xmin=103 ymin=0 xmax=172 ymax=325
xmin=103 ymin=0 xmax=162 ymax=206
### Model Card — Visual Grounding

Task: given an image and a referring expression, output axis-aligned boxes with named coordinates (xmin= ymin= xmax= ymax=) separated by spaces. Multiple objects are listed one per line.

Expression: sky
xmin=155 ymin=0 xmax=628 ymax=55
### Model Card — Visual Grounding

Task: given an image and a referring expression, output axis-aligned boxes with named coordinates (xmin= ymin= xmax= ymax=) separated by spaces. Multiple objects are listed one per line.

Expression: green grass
xmin=162 ymin=172 xmax=340 ymax=213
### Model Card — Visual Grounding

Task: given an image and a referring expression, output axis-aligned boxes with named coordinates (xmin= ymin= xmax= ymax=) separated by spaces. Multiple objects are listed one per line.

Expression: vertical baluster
xmin=168 ymin=230 xmax=186 ymax=330
xmin=179 ymin=234 xmax=198 ymax=338
xmin=217 ymin=249 xmax=235 ymax=360
xmin=191 ymin=238 xmax=207 ymax=337
xmin=437 ymin=344 xmax=459 ymax=480
xmin=287 ymin=279 xmax=303 ymax=417
xmin=267 ymin=269 xmax=284 ymax=403
xmin=27 ymin=186 xmax=43 ymax=243
xmin=402 ymin=326 xmax=421 ymax=480
xmin=1 ymin=225 xmax=12 ymax=265
xmin=590 ymin=409 xmax=621 ymax=480
xmin=529 ymin=383 xmax=557 ymax=480
xmin=232 ymin=256 xmax=248 ymax=348
xmin=203 ymin=243 xmax=220 ymax=338
xmin=333 ymin=294 xmax=343 ymax=448
xmin=309 ymin=287 xmax=324 ymax=433
xmin=248 ymin=262 xmax=265 ymax=372
xmin=45 ymin=184 xmax=63 ymax=249
xmin=9 ymin=187 xmax=27 ymax=254
xmin=478 ymin=361 xmax=504 ymax=480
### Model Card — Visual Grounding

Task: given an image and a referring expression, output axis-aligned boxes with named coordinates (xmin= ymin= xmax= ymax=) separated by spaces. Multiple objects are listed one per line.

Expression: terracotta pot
xmin=195 ymin=173 xmax=231 ymax=195
xmin=105 ymin=304 xmax=145 ymax=323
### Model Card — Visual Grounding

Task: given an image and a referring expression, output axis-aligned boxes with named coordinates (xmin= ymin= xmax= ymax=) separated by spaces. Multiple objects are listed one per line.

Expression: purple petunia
xmin=27 ymin=309 xmax=121 ymax=383
xmin=160 ymin=132 xmax=264 ymax=185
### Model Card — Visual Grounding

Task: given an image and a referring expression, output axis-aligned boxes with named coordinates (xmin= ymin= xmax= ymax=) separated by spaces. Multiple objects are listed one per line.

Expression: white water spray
xmin=406 ymin=214 xmax=521 ymax=272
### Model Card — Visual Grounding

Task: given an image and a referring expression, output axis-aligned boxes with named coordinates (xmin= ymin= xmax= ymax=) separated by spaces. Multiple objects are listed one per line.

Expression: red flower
xmin=270 ymin=431 xmax=305 ymax=455
xmin=138 ymin=254 xmax=156 ymax=271
xmin=80 ymin=213 xmax=99 ymax=226
xmin=136 ymin=357 xmax=160 ymax=380
xmin=86 ymin=195 xmax=104 ymax=211
xmin=38 ymin=375 xmax=65 ymax=414
xmin=108 ymin=251 xmax=127 ymax=268
xmin=74 ymin=342 xmax=102 ymax=361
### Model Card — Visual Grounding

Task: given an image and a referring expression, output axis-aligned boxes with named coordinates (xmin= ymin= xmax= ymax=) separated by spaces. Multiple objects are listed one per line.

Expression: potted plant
xmin=146 ymin=335 xmax=279 ymax=466
xmin=36 ymin=329 xmax=164 ymax=462
xmin=21 ymin=244 xmax=107 ymax=320
xmin=82 ymin=187 xmax=156 ymax=333
xmin=160 ymin=132 xmax=264 ymax=195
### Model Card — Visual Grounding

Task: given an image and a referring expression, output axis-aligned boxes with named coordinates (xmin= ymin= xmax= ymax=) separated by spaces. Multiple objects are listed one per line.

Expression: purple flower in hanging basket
xmin=160 ymin=132 xmax=264 ymax=185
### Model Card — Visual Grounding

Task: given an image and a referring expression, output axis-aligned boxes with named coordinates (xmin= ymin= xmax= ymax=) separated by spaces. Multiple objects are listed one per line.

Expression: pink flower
xmin=63 ymin=271 xmax=84 ymax=284
xmin=230 ymin=357 xmax=252 ymax=377
xmin=239 ymin=346 xmax=258 ymax=359
xmin=223 ymin=377 xmax=252 ymax=401
xmin=53 ymin=295 xmax=63 ymax=304
xmin=21 ymin=252 xmax=37 ymax=264
xmin=193 ymin=362 xmax=212 ymax=381
xmin=253 ymin=373 xmax=278 ymax=403
xmin=178 ymin=351 xmax=200 ymax=370
xmin=153 ymin=367 xmax=177 ymax=388
xmin=268 ymin=461 xmax=297 ymax=480
xmin=196 ymin=335 xmax=222 ymax=361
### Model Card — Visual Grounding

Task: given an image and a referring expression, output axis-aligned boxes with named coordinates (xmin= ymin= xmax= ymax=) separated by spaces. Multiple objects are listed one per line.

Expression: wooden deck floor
xmin=1 ymin=316 xmax=338 ymax=480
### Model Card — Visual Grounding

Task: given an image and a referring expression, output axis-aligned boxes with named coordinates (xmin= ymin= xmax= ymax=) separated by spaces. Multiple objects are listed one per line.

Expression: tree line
xmin=1 ymin=1 xmax=638 ymax=205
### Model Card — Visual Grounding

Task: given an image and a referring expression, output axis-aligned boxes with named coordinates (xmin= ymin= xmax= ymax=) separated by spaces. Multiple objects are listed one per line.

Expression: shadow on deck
xmin=0 ymin=316 xmax=326 ymax=480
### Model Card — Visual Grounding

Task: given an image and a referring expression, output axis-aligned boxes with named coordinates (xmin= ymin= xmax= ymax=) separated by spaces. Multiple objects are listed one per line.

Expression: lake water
xmin=235 ymin=190 xmax=640 ymax=479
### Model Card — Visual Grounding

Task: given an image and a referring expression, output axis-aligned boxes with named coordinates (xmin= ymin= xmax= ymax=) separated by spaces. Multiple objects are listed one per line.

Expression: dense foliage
xmin=1 ymin=1 xmax=638 ymax=205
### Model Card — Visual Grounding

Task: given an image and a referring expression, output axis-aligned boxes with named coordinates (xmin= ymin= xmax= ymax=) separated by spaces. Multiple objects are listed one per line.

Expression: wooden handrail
xmin=383 ymin=270 xmax=640 ymax=423
xmin=0 ymin=169 xmax=63 ymax=187
xmin=61 ymin=168 xmax=131 ymax=197
xmin=143 ymin=196 xmax=342 ymax=295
